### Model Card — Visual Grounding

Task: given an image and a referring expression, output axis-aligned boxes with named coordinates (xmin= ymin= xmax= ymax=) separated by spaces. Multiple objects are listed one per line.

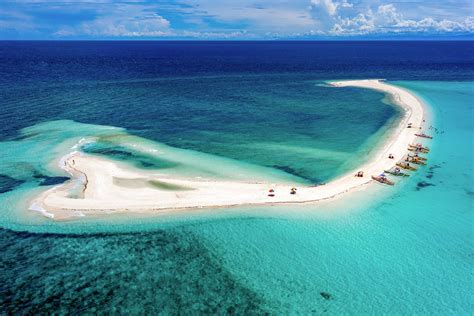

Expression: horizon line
xmin=1 ymin=38 xmax=473 ymax=42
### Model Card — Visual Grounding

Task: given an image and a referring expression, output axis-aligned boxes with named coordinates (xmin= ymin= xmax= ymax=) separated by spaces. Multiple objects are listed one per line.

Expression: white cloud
xmin=81 ymin=14 xmax=170 ymax=37
xmin=10 ymin=0 xmax=472 ymax=38
xmin=0 ymin=8 xmax=37 ymax=31
xmin=331 ymin=12 xmax=374 ymax=34
xmin=182 ymin=1 xmax=317 ymax=30
xmin=52 ymin=3 xmax=259 ymax=39
xmin=464 ymin=16 xmax=474 ymax=31
xmin=329 ymin=3 xmax=474 ymax=35
xmin=53 ymin=29 xmax=75 ymax=36
xmin=377 ymin=4 xmax=402 ymax=24
xmin=311 ymin=0 xmax=353 ymax=16
xmin=56 ymin=5 xmax=171 ymax=37
xmin=394 ymin=17 xmax=468 ymax=32
xmin=180 ymin=30 xmax=254 ymax=39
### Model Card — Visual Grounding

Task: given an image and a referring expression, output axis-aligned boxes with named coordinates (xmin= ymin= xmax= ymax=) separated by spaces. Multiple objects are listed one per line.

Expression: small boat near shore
xmin=404 ymin=155 xmax=426 ymax=165
xmin=415 ymin=133 xmax=433 ymax=139
xmin=372 ymin=174 xmax=394 ymax=185
xmin=408 ymin=153 xmax=427 ymax=161
xmin=408 ymin=147 xmax=429 ymax=154
xmin=396 ymin=161 xmax=418 ymax=171
xmin=409 ymin=143 xmax=430 ymax=152
xmin=384 ymin=167 xmax=410 ymax=177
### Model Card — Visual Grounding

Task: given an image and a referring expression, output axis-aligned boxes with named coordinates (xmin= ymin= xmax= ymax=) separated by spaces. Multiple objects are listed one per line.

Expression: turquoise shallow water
xmin=193 ymin=81 xmax=472 ymax=314
xmin=1 ymin=81 xmax=472 ymax=314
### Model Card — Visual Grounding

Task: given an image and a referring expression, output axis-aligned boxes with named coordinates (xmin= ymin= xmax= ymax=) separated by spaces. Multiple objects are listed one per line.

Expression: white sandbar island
xmin=31 ymin=79 xmax=427 ymax=220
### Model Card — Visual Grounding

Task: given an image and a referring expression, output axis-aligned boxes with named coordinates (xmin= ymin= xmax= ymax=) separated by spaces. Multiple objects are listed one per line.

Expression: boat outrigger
xmin=407 ymin=153 xmax=427 ymax=161
xmin=408 ymin=143 xmax=430 ymax=152
xmin=409 ymin=143 xmax=430 ymax=151
xmin=384 ymin=167 xmax=409 ymax=177
xmin=396 ymin=161 xmax=418 ymax=171
xmin=372 ymin=174 xmax=394 ymax=186
xmin=404 ymin=155 xmax=427 ymax=165
xmin=415 ymin=132 xmax=433 ymax=139
xmin=408 ymin=147 xmax=429 ymax=154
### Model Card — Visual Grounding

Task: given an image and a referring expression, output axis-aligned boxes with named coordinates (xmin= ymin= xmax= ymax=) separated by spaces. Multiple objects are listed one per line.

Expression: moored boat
xmin=372 ymin=174 xmax=395 ymax=185
xmin=409 ymin=143 xmax=430 ymax=151
xmin=408 ymin=147 xmax=429 ymax=153
xmin=408 ymin=153 xmax=427 ymax=161
xmin=384 ymin=167 xmax=409 ymax=177
xmin=415 ymin=133 xmax=433 ymax=139
xmin=396 ymin=161 xmax=418 ymax=171
xmin=405 ymin=156 xmax=427 ymax=165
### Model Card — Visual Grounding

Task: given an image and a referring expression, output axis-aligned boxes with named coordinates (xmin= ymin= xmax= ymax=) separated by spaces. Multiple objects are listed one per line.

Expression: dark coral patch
xmin=416 ymin=181 xmax=435 ymax=191
xmin=33 ymin=172 xmax=70 ymax=186
xmin=425 ymin=164 xmax=441 ymax=179
xmin=272 ymin=165 xmax=320 ymax=183
xmin=38 ymin=176 xmax=70 ymax=186
xmin=0 ymin=227 xmax=269 ymax=314
xmin=429 ymin=164 xmax=441 ymax=171
xmin=82 ymin=144 xmax=178 ymax=170
xmin=0 ymin=175 xmax=25 ymax=194
xmin=320 ymin=292 xmax=332 ymax=300
xmin=465 ymin=190 xmax=474 ymax=197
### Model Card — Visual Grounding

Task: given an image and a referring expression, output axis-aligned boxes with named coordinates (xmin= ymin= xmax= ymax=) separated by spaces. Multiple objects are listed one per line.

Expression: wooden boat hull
xmin=415 ymin=134 xmax=433 ymax=139
xmin=384 ymin=170 xmax=409 ymax=177
xmin=408 ymin=148 xmax=429 ymax=153
xmin=409 ymin=144 xmax=430 ymax=152
xmin=372 ymin=175 xmax=394 ymax=185
xmin=396 ymin=163 xmax=417 ymax=171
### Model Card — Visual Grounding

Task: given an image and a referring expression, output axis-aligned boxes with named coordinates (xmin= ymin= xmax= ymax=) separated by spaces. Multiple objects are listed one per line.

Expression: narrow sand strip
xmin=30 ymin=79 xmax=427 ymax=220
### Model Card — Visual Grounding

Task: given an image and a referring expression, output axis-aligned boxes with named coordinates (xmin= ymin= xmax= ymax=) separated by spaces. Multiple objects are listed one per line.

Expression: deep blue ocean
xmin=0 ymin=41 xmax=473 ymax=314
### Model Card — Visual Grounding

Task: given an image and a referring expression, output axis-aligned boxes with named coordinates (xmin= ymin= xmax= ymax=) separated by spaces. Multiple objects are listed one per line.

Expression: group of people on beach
xmin=64 ymin=159 xmax=75 ymax=166
xmin=268 ymin=187 xmax=297 ymax=197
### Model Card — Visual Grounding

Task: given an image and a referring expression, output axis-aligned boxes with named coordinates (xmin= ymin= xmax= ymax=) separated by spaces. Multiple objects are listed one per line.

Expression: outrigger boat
xmin=408 ymin=143 xmax=430 ymax=152
xmin=409 ymin=143 xmax=430 ymax=151
xmin=415 ymin=132 xmax=433 ymax=139
xmin=396 ymin=161 xmax=418 ymax=171
xmin=408 ymin=147 xmax=429 ymax=154
xmin=384 ymin=167 xmax=409 ymax=177
xmin=372 ymin=174 xmax=394 ymax=186
xmin=404 ymin=155 xmax=426 ymax=165
xmin=408 ymin=146 xmax=429 ymax=154
xmin=407 ymin=153 xmax=427 ymax=161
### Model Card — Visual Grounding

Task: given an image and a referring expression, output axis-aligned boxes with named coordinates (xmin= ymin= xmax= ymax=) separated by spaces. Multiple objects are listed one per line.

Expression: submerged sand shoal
xmin=30 ymin=79 xmax=427 ymax=220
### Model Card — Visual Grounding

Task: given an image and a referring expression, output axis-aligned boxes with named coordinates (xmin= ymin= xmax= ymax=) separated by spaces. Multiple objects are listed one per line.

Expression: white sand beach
xmin=30 ymin=79 xmax=428 ymax=220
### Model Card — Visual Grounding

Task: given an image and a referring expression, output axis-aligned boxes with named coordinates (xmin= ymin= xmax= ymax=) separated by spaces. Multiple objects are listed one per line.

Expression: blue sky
xmin=1 ymin=0 xmax=473 ymax=39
